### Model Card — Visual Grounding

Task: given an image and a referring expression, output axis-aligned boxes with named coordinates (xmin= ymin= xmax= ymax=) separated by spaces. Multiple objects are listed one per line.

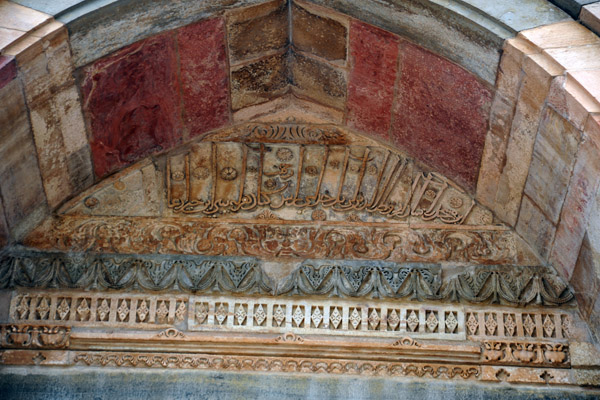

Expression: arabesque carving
xmin=0 ymin=251 xmax=573 ymax=306
xmin=0 ymin=324 xmax=70 ymax=349
xmin=25 ymin=218 xmax=527 ymax=265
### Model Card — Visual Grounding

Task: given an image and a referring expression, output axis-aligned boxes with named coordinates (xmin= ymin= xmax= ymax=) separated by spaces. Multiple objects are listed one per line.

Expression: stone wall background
xmin=0 ymin=0 xmax=600 ymax=342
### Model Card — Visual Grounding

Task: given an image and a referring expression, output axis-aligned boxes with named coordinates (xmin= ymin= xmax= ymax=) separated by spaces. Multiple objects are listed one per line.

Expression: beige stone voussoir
xmin=519 ymin=21 xmax=600 ymax=51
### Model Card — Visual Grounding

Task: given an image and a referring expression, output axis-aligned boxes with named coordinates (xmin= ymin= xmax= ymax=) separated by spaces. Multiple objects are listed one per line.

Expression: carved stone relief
xmin=0 ymin=251 xmax=573 ymax=306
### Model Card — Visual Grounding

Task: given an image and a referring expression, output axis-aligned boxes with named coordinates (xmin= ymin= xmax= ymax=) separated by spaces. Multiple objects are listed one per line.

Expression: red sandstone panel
xmin=391 ymin=43 xmax=492 ymax=191
xmin=347 ymin=21 xmax=399 ymax=141
xmin=0 ymin=55 xmax=17 ymax=90
xmin=178 ymin=18 xmax=230 ymax=138
xmin=81 ymin=33 xmax=183 ymax=178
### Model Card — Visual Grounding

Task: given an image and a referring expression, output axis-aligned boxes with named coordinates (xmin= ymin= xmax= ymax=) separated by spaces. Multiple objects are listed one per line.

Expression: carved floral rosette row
xmin=7 ymin=290 xmax=572 ymax=342
xmin=9 ymin=292 xmax=187 ymax=328
xmin=71 ymin=352 xmax=481 ymax=380
xmin=0 ymin=324 xmax=70 ymax=349
xmin=25 ymin=217 xmax=523 ymax=265
xmin=0 ymin=251 xmax=573 ymax=307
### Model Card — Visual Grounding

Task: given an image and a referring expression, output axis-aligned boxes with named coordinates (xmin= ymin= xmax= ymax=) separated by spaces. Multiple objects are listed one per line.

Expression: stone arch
xmin=1 ymin=0 xmax=600 ymax=396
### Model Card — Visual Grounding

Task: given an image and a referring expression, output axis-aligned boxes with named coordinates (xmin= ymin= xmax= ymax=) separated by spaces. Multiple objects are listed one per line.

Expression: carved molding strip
xmin=71 ymin=351 xmax=482 ymax=379
xmin=482 ymin=340 xmax=569 ymax=367
xmin=0 ymin=251 xmax=573 ymax=306
xmin=25 ymin=218 xmax=525 ymax=265
xmin=0 ymin=324 xmax=70 ymax=349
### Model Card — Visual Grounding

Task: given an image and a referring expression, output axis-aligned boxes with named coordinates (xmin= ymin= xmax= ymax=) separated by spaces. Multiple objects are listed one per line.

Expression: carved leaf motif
xmin=36 ymin=297 xmax=50 ymax=320
xmin=341 ymin=267 xmax=369 ymax=292
xmin=380 ymin=268 xmax=410 ymax=292
xmin=63 ymin=260 xmax=86 ymax=284
xmin=300 ymin=265 xmax=333 ymax=290
xmin=145 ymin=262 xmax=173 ymax=286
xmin=184 ymin=261 xmax=213 ymax=287
xmin=224 ymin=263 xmax=252 ymax=288
xmin=103 ymin=261 xmax=129 ymax=285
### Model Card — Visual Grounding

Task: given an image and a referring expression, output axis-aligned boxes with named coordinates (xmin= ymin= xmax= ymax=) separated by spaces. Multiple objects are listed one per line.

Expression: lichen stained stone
xmin=81 ymin=33 xmax=183 ymax=178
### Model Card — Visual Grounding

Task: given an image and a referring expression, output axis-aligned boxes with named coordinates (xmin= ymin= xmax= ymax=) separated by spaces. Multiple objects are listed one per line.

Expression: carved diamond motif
xmin=368 ymin=309 xmax=380 ymax=330
xmin=292 ymin=306 xmax=304 ymax=327
xmin=426 ymin=312 xmax=438 ymax=332
xmin=235 ymin=304 xmax=247 ymax=325
xmin=77 ymin=299 xmax=90 ymax=321
xmin=254 ymin=304 xmax=266 ymax=326
xmin=562 ymin=316 xmax=572 ymax=338
xmin=445 ymin=312 xmax=458 ymax=333
xmin=330 ymin=307 xmax=342 ymax=329
xmin=98 ymin=299 xmax=110 ymax=321
xmin=57 ymin=299 xmax=70 ymax=320
xmin=523 ymin=314 xmax=535 ymax=337
xmin=157 ymin=301 xmax=169 ymax=324
xmin=117 ymin=299 xmax=129 ymax=322
xmin=215 ymin=303 xmax=227 ymax=325
xmin=311 ymin=308 xmax=323 ymax=328
xmin=273 ymin=305 xmax=286 ymax=327
xmin=504 ymin=314 xmax=516 ymax=336
xmin=195 ymin=303 xmax=208 ymax=324
xmin=466 ymin=313 xmax=478 ymax=335
xmin=36 ymin=297 xmax=50 ymax=320
xmin=16 ymin=296 xmax=29 ymax=319
xmin=543 ymin=315 xmax=555 ymax=337
xmin=349 ymin=308 xmax=361 ymax=329
xmin=137 ymin=300 xmax=149 ymax=322
xmin=485 ymin=314 xmax=497 ymax=336
xmin=175 ymin=302 xmax=186 ymax=323
xmin=387 ymin=310 xmax=400 ymax=330
xmin=407 ymin=310 xmax=419 ymax=332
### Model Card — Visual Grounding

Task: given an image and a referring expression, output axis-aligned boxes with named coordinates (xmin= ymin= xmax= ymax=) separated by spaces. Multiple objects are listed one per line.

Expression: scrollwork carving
xmin=0 ymin=324 xmax=70 ymax=349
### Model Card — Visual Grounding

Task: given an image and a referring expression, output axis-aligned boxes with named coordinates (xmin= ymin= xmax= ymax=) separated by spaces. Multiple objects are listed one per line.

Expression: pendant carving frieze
xmin=0 ymin=251 xmax=573 ymax=306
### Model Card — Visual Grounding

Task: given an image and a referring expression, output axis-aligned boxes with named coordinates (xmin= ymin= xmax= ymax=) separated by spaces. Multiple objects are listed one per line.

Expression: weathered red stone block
xmin=347 ymin=21 xmax=399 ymax=141
xmin=0 ymin=55 xmax=17 ymax=90
xmin=391 ymin=43 xmax=492 ymax=190
xmin=81 ymin=33 xmax=182 ymax=178
xmin=178 ymin=18 xmax=230 ymax=138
